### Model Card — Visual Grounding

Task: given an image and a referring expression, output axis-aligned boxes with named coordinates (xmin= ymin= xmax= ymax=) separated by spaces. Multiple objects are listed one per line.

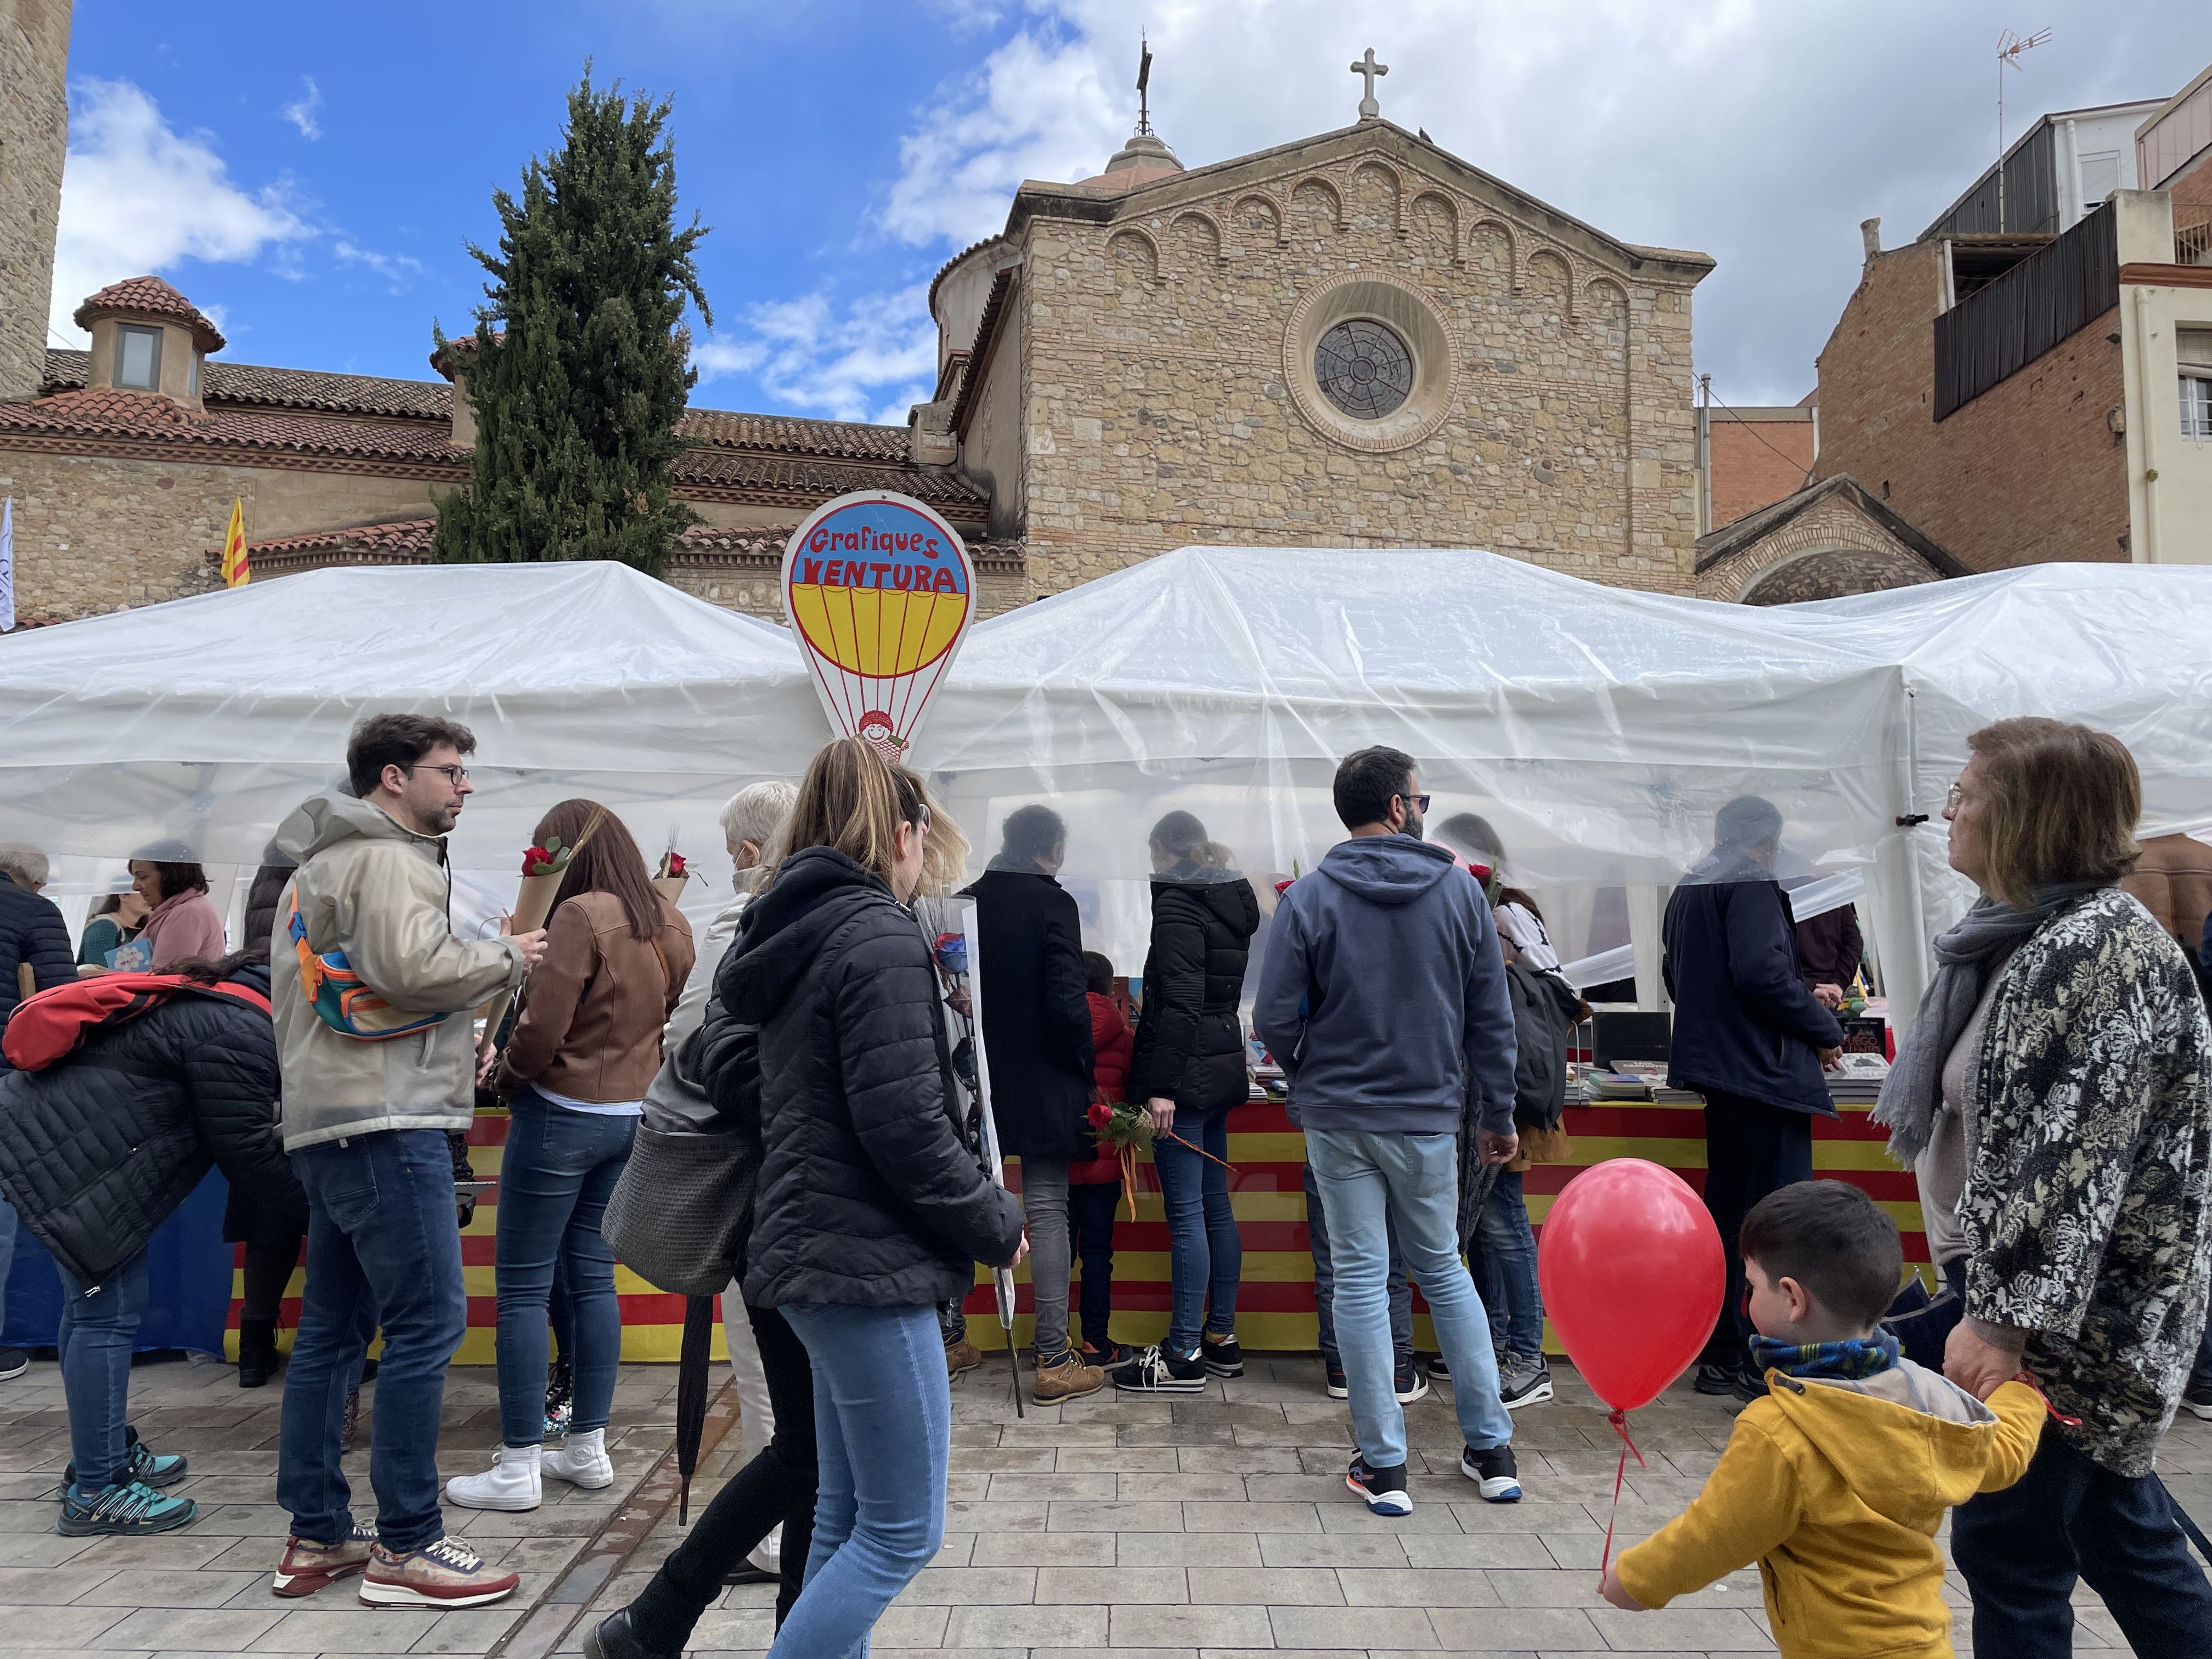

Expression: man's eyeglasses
xmin=1398 ymin=793 xmax=1432 ymax=814
xmin=405 ymin=764 xmax=471 ymax=786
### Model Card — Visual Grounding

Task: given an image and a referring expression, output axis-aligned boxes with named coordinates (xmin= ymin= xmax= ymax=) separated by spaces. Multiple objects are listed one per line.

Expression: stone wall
xmin=1005 ymin=146 xmax=1703 ymax=598
xmin=1812 ymin=240 xmax=2129 ymax=570
xmin=0 ymin=448 xmax=442 ymax=623
xmin=1691 ymin=489 xmax=1943 ymax=602
xmin=0 ymin=0 xmax=70 ymax=403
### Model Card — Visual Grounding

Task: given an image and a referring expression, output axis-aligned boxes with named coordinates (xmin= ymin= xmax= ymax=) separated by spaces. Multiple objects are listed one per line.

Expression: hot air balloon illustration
xmin=781 ymin=491 xmax=978 ymax=758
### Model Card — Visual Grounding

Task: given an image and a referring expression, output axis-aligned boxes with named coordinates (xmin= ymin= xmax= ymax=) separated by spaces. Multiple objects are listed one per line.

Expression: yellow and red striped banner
xmin=230 ymin=1096 xmax=1922 ymax=1363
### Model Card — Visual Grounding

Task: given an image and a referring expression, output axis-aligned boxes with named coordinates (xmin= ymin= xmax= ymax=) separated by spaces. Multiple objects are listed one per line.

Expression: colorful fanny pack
xmin=288 ymin=893 xmax=450 ymax=1041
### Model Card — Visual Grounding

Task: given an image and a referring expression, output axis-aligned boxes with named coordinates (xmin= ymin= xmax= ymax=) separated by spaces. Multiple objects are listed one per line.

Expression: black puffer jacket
xmin=0 ymin=963 xmax=304 ymax=1285
xmin=957 ymin=867 xmax=1095 ymax=1161
xmin=1128 ymin=870 xmax=1260 ymax=1115
xmin=0 ymin=879 xmax=75 ymax=1073
xmin=723 ymin=847 xmax=1024 ymax=1309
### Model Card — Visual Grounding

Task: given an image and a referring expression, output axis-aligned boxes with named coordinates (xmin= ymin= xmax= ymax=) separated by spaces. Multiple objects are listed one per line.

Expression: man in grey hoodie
xmin=269 ymin=714 xmax=546 ymax=1609
xmin=1255 ymin=747 xmax=1523 ymax=1516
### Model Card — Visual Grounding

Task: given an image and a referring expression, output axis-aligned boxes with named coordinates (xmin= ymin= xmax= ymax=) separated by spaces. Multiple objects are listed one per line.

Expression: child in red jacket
xmin=1073 ymin=951 xmax=1133 ymax=1367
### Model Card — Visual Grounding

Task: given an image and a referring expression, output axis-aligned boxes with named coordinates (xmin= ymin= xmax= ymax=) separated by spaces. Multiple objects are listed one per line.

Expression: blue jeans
xmin=0 ymin=1194 xmax=16 ymax=1340
xmin=775 ymin=1302 xmax=950 ymax=1659
xmin=1305 ymin=1160 xmax=1412 ymax=1361
xmin=1304 ymin=1128 xmax=1514 ymax=1469
xmin=494 ymin=1091 xmax=634 ymax=1444
xmin=1469 ymin=1169 xmax=1544 ymax=1364
xmin=55 ymin=1250 xmax=150 ymax=1488
xmin=279 ymin=1128 xmax=469 ymax=1554
xmin=1953 ymin=1429 xmax=2212 ymax=1657
xmin=1153 ymin=1113 xmax=1240 ymax=1353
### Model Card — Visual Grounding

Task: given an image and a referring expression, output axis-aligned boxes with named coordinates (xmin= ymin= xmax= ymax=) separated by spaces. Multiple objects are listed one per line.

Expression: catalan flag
xmin=219 ymin=497 xmax=249 ymax=587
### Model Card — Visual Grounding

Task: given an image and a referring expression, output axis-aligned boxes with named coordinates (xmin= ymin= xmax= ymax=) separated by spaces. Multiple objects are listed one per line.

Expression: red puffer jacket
xmin=1071 ymin=992 xmax=1133 ymax=1185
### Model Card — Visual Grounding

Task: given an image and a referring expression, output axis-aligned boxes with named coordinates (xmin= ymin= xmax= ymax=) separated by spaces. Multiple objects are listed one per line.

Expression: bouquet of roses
xmin=1087 ymin=1098 xmax=1152 ymax=1220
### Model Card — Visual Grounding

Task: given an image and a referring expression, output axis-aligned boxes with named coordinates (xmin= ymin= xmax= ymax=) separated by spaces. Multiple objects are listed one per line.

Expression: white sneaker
xmin=543 ymin=1427 xmax=613 ymax=1491
xmin=444 ymin=1443 xmax=541 ymax=1511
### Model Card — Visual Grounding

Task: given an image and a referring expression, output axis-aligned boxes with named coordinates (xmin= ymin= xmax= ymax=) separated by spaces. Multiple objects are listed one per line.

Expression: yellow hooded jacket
xmin=1615 ymin=1362 xmax=2043 ymax=1659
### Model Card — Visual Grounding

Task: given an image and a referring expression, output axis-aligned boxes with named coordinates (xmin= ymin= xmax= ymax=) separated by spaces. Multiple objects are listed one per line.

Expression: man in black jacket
xmin=1661 ymin=797 xmax=1843 ymax=1400
xmin=959 ymin=805 xmax=1101 ymax=1403
xmin=0 ymin=844 xmax=74 ymax=1384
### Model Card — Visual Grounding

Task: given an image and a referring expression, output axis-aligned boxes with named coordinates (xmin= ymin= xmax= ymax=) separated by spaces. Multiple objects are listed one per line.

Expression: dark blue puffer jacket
xmin=1661 ymin=847 xmax=1844 ymax=1116
xmin=0 ymin=879 xmax=75 ymax=1072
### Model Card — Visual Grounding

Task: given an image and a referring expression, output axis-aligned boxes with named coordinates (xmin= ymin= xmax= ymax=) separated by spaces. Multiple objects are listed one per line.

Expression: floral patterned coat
xmin=1959 ymin=887 xmax=2212 ymax=1476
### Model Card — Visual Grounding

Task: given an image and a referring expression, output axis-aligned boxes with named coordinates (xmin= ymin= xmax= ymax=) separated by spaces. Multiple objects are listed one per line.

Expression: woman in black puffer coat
xmin=712 ymin=738 xmax=1024 ymax=1659
xmin=0 ymin=950 xmax=302 ymax=1535
xmin=1122 ymin=811 xmax=1260 ymax=1390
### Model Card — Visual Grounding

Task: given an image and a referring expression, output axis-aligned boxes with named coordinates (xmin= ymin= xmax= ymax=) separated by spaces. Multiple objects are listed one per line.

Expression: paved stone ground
xmin=2 ymin=1350 xmax=2207 ymax=1657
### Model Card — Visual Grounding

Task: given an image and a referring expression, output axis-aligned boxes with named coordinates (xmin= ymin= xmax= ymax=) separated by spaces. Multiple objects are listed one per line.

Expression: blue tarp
xmin=1 ymin=1169 xmax=233 ymax=1356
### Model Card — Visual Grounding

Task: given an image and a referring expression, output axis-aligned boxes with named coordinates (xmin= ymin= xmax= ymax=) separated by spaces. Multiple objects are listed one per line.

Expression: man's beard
xmin=417 ymin=802 xmax=462 ymax=837
xmin=1403 ymin=805 xmax=1425 ymax=842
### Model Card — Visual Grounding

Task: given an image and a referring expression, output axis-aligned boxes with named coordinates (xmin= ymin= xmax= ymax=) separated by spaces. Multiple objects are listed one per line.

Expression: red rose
xmin=1087 ymin=1101 xmax=1113 ymax=1130
xmin=667 ymin=851 xmax=687 ymax=876
xmin=521 ymin=846 xmax=554 ymax=876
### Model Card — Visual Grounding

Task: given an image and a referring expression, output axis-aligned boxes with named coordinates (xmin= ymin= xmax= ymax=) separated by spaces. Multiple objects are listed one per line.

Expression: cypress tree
xmin=433 ymin=74 xmax=710 ymax=574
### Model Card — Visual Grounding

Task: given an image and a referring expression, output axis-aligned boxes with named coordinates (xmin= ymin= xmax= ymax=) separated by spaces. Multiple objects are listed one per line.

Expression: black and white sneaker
xmin=1694 ymin=1359 xmax=1740 ymax=1396
xmin=1112 ymin=1344 xmax=1208 ymax=1394
xmin=0 ymin=1348 xmax=27 ymax=1383
xmin=1393 ymin=1356 xmax=1429 ymax=1404
xmin=1461 ymin=1443 xmax=1522 ymax=1502
xmin=1323 ymin=1355 xmax=1348 ymax=1400
xmin=2184 ymin=1379 xmax=2212 ymax=1421
xmin=1201 ymin=1333 xmax=1244 ymax=1378
xmin=1425 ymin=1352 xmax=1450 ymax=1381
xmin=1345 ymin=1455 xmax=1413 ymax=1516
xmin=1499 ymin=1357 xmax=1553 ymax=1411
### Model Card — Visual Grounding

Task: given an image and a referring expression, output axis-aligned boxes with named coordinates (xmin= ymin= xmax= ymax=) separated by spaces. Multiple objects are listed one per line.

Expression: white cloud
xmin=280 ymin=77 xmax=323 ymax=141
xmin=695 ymin=284 xmax=938 ymax=425
xmin=872 ymin=0 xmax=2194 ymax=403
xmin=51 ymin=80 xmax=314 ymax=346
xmin=334 ymin=240 xmax=425 ymax=286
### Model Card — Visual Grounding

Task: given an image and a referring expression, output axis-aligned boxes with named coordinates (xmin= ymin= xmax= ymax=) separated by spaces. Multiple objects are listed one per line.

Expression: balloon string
xmin=1598 ymin=1407 xmax=1646 ymax=1585
xmin=2011 ymin=1370 xmax=2083 ymax=1427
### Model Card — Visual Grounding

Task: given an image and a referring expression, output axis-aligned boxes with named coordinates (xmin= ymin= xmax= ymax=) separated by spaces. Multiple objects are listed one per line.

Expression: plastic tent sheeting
xmin=1766 ymin=562 xmax=2212 ymax=1009
xmin=0 ymin=562 xmax=822 ymax=911
xmin=929 ymin=546 xmax=1910 ymax=997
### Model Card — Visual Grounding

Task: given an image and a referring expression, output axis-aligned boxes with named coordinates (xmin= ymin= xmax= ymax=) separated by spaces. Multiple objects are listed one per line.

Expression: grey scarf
xmin=1872 ymin=881 xmax=2105 ymax=1162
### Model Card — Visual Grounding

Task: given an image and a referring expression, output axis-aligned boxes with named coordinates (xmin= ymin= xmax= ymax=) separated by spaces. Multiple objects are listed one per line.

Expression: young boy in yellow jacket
xmin=1600 ymin=1181 xmax=2044 ymax=1659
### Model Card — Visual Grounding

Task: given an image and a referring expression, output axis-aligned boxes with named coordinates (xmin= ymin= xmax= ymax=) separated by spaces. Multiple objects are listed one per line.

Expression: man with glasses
xmin=1661 ymin=795 xmax=1843 ymax=1403
xmin=1256 ymin=747 xmax=1525 ymax=1517
xmin=269 ymin=713 xmax=548 ymax=1607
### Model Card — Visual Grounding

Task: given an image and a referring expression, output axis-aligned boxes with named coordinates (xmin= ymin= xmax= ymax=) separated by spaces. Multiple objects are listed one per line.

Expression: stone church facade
xmin=3 ymin=10 xmax=1938 ymax=624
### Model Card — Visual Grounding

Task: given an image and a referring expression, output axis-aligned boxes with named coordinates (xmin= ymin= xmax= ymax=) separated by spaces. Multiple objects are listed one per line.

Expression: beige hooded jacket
xmin=271 ymin=789 xmax=525 ymax=1152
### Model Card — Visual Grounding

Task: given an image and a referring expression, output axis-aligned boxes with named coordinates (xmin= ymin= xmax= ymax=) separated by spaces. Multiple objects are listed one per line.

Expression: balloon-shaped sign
xmin=781 ymin=490 xmax=977 ymax=759
xmin=1536 ymin=1158 xmax=1724 ymax=1413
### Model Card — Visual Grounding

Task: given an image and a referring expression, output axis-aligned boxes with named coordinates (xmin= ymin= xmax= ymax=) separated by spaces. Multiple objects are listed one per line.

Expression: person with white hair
xmin=0 ymin=844 xmax=76 ymax=1383
xmin=635 ymin=781 xmax=799 ymax=1589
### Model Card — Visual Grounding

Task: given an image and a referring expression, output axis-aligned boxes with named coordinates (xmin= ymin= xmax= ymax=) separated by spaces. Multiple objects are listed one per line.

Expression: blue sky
xmin=53 ymin=0 xmax=2210 ymax=421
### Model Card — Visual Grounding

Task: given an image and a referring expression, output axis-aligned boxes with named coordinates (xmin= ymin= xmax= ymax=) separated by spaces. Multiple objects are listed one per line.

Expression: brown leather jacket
xmin=498 ymin=891 xmax=695 ymax=1104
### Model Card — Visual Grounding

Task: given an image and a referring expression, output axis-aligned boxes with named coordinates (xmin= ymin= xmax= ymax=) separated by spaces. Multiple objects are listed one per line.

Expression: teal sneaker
xmin=57 ymin=1480 xmax=199 ymax=1537
xmin=64 ymin=1430 xmax=187 ymax=1490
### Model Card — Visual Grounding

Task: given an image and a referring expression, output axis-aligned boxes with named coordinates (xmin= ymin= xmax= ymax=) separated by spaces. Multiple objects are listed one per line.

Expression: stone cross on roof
xmin=1350 ymin=48 xmax=1388 ymax=120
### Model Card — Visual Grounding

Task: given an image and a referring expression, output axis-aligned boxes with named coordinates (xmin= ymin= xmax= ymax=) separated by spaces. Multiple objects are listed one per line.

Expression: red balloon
xmin=1537 ymin=1159 xmax=1725 ymax=1413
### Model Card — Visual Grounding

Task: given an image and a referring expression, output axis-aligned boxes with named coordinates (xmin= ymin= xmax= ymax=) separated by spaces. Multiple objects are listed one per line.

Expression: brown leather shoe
xmin=1033 ymin=1352 xmax=1105 ymax=1403
xmin=945 ymin=1339 xmax=983 ymax=1379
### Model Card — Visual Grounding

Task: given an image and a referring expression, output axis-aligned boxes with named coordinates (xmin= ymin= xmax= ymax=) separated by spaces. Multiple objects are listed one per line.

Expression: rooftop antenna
xmin=1136 ymin=34 xmax=1153 ymax=136
xmin=1994 ymin=26 xmax=2050 ymax=231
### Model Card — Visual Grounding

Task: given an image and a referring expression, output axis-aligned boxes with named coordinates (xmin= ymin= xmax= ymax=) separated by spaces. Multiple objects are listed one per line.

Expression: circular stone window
xmin=1314 ymin=320 xmax=1413 ymax=420
xmin=1285 ymin=274 xmax=1455 ymax=453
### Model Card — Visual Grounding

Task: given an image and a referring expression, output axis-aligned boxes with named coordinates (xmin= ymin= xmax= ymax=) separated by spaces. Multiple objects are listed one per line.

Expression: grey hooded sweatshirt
xmin=272 ymin=789 xmax=526 ymax=1151
xmin=1254 ymin=834 xmax=1517 ymax=1136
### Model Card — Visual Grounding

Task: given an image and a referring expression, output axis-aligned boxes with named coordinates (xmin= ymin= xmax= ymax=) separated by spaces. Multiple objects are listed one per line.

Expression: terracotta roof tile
xmin=44 ymin=349 xmax=453 ymax=419
xmin=678 ymin=409 xmax=911 ymax=462
xmin=673 ymin=447 xmax=985 ymax=510
xmin=72 ymin=276 xmax=227 ymax=351
xmin=0 ymin=387 xmax=462 ymax=463
xmin=248 ymin=516 xmax=1025 ymax=571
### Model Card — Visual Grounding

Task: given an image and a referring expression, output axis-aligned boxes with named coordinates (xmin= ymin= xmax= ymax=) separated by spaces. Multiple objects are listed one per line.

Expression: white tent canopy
xmin=6 ymin=548 xmax=2208 ymax=1030
xmin=0 ymin=563 xmax=819 ymax=915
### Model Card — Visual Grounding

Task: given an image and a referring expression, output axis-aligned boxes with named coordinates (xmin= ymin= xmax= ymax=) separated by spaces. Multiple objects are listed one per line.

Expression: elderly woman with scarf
xmin=1873 ymin=716 xmax=2212 ymax=1658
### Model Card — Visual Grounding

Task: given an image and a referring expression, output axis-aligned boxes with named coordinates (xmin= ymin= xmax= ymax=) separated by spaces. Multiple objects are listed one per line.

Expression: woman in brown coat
xmin=447 ymin=802 xmax=693 ymax=1513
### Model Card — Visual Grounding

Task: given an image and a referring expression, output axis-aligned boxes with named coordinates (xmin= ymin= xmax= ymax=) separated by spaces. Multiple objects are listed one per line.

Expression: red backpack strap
xmin=2 ymin=973 xmax=193 ymax=1071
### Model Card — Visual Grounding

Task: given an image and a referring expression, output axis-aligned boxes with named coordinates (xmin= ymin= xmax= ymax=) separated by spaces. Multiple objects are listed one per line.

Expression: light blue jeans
xmin=775 ymin=1302 xmax=950 ymax=1659
xmin=56 ymin=1250 xmax=150 ymax=1489
xmin=1304 ymin=1128 xmax=1514 ymax=1469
